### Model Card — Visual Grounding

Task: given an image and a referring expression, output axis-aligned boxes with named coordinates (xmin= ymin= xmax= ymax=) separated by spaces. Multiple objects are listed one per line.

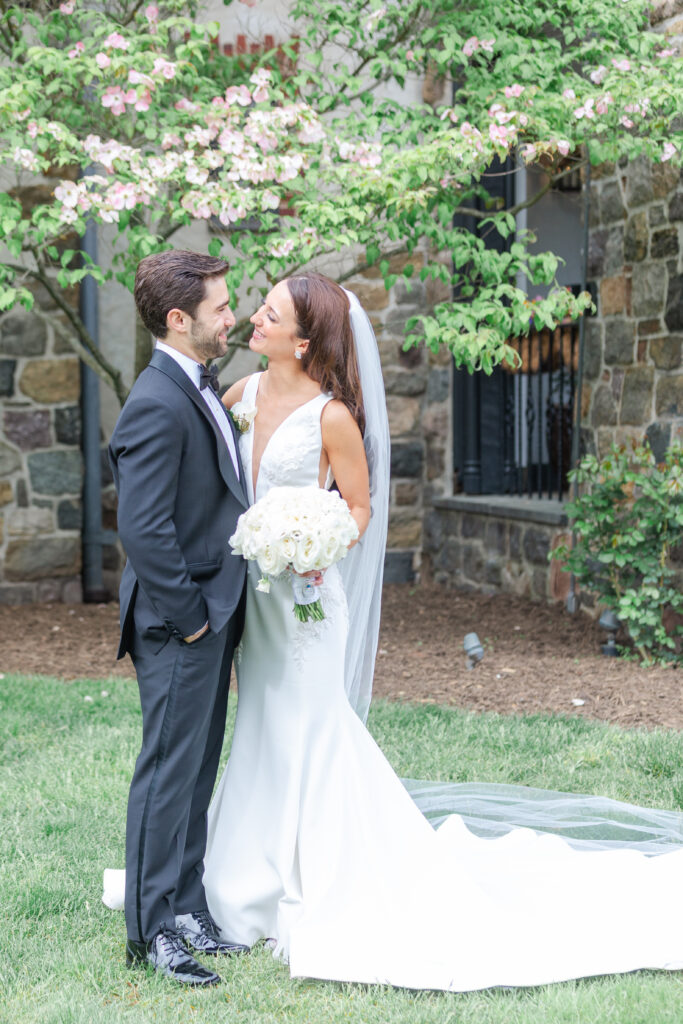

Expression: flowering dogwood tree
xmin=0 ymin=0 xmax=680 ymax=401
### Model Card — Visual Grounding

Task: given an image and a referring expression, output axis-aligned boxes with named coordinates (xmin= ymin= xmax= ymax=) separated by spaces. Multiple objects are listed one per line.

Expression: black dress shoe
xmin=126 ymin=927 xmax=221 ymax=985
xmin=175 ymin=910 xmax=250 ymax=956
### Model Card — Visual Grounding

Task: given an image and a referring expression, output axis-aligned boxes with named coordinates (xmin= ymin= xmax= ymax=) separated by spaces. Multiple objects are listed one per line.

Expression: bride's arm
xmin=222 ymin=375 xmax=250 ymax=409
xmin=321 ymin=400 xmax=370 ymax=546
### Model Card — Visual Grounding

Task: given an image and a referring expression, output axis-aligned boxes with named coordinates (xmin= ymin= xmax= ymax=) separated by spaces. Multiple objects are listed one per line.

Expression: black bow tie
xmin=199 ymin=364 xmax=220 ymax=394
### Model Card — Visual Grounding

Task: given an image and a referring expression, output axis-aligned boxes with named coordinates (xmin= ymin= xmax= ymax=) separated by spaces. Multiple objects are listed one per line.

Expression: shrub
xmin=551 ymin=441 xmax=683 ymax=664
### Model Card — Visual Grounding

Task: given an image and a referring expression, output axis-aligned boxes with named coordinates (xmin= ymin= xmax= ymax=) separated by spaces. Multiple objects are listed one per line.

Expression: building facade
xmin=0 ymin=0 xmax=681 ymax=605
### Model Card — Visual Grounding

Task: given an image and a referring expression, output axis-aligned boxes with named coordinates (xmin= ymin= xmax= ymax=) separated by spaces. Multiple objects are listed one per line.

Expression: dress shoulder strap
xmin=241 ymin=371 xmax=263 ymax=404
xmin=314 ymin=392 xmax=334 ymax=413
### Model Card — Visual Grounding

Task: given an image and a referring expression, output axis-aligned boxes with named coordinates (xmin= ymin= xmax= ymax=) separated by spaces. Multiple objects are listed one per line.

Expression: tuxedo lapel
xmin=149 ymin=349 xmax=248 ymax=509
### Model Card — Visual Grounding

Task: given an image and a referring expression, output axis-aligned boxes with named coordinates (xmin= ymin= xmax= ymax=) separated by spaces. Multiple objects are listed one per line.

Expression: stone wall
xmin=346 ymin=253 xmax=452 ymax=583
xmin=425 ymin=497 xmax=570 ymax=603
xmin=0 ymin=283 xmax=84 ymax=603
xmin=584 ymin=156 xmax=683 ymax=459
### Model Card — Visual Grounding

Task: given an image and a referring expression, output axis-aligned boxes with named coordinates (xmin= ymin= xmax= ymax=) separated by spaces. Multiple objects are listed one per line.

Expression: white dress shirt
xmin=155 ymin=340 xmax=240 ymax=477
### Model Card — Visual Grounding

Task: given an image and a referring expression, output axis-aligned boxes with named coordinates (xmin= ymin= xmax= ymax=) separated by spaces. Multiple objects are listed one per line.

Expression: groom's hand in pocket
xmin=184 ymin=622 xmax=210 ymax=644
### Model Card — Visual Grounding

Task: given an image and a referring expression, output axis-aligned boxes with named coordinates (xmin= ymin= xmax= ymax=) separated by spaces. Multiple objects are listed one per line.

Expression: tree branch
xmin=26 ymin=255 xmax=129 ymax=406
xmin=506 ymin=159 xmax=589 ymax=219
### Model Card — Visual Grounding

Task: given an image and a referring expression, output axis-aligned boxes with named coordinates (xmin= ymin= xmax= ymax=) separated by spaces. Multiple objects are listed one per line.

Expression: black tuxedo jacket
xmin=108 ymin=349 xmax=248 ymax=658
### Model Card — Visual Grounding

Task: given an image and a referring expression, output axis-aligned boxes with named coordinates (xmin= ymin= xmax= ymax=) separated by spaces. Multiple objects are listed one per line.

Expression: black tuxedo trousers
xmin=109 ymin=349 xmax=248 ymax=942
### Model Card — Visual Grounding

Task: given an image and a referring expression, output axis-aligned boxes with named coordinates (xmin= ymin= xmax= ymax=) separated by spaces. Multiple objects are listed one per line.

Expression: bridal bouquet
xmin=229 ymin=485 xmax=359 ymax=621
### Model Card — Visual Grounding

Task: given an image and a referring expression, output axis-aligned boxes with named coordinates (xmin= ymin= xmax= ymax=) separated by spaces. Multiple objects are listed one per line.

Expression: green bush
xmin=552 ymin=441 xmax=683 ymax=664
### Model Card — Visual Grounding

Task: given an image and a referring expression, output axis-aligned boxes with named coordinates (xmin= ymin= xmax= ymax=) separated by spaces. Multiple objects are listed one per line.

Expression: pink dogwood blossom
xmin=153 ymin=58 xmax=176 ymax=80
xmin=489 ymin=122 xmax=512 ymax=145
xmin=102 ymin=87 xmax=129 ymax=116
xmin=174 ymin=98 xmax=200 ymax=113
xmin=590 ymin=65 xmax=607 ymax=85
xmin=226 ymin=85 xmax=252 ymax=107
xmin=504 ymin=84 xmax=524 ymax=98
xmin=596 ymin=93 xmax=614 ymax=116
xmin=60 ymin=2 xmax=75 ymax=13
xmin=134 ymin=90 xmax=152 ymax=112
xmin=68 ymin=41 xmax=84 ymax=59
xmin=261 ymin=189 xmax=280 ymax=211
xmin=662 ymin=142 xmax=677 ymax=161
xmin=269 ymin=237 xmax=296 ymax=258
xmin=104 ymin=32 xmax=129 ymax=51
xmin=574 ymin=98 xmax=595 ymax=120
xmin=297 ymin=117 xmax=325 ymax=144
xmin=55 ymin=181 xmax=80 ymax=207
xmin=14 ymin=147 xmax=39 ymax=171
xmin=161 ymin=132 xmax=182 ymax=150
xmin=365 ymin=7 xmax=386 ymax=33
xmin=95 ymin=52 xmax=111 ymax=69
xmin=250 ymin=73 xmax=272 ymax=105
xmin=612 ymin=58 xmax=631 ymax=72
xmin=185 ymin=165 xmax=210 ymax=186
xmin=128 ymin=70 xmax=155 ymax=88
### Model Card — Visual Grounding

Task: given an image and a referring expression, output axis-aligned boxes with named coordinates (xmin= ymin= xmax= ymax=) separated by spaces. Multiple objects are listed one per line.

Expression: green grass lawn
xmin=1 ymin=672 xmax=682 ymax=1024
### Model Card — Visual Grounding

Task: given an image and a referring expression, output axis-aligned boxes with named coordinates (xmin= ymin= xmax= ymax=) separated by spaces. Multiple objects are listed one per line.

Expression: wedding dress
xmin=199 ymin=370 xmax=683 ymax=992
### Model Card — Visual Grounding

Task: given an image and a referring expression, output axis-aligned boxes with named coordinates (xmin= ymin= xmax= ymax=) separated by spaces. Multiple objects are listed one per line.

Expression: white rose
xmin=258 ymin=544 xmax=287 ymax=576
xmin=292 ymin=534 xmax=324 ymax=573
xmin=322 ymin=535 xmax=344 ymax=564
xmin=280 ymin=536 xmax=298 ymax=563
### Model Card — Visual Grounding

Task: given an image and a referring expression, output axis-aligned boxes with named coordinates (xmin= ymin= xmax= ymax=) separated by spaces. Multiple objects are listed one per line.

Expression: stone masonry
xmin=0 ymin=282 xmax=84 ymax=603
xmin=583 ymin=154 xmax=683 ymax=460
xmin=425 ymin=498 xmax=571 ymax=603
xmin=347 ymin=252 xmax=453 ymax=583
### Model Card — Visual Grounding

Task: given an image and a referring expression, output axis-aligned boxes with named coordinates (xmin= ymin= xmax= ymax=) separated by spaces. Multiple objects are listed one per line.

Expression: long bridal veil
xmin=339 ymin=288 xmax=390 ymax=723
xmin=341 ymin=285 xmax=683 ymax=858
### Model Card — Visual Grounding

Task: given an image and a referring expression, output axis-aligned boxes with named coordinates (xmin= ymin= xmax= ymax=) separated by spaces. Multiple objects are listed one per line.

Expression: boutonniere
xmin=229 ymin=400 xmax=257 ymax=434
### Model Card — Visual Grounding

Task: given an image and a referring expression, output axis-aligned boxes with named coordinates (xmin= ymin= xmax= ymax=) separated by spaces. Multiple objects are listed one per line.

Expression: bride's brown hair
xmin=285 ymin=273 xmax=365 ymax=435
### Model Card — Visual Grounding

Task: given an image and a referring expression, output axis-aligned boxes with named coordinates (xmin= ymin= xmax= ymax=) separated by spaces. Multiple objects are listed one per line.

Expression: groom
xmin=109 ymin=251 xmax=249 ymax=985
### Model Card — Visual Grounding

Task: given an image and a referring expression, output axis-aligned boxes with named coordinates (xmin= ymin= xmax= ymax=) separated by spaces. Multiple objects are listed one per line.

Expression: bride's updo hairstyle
xmin=286 ymin=273 xmax=365 ymax=435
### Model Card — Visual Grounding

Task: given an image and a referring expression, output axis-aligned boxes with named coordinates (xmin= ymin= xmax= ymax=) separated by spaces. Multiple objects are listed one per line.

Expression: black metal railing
xmin=503 ymin=320 xmax=579 ymax=499
xmin=453 ymin=320 xmax=579 ymax=500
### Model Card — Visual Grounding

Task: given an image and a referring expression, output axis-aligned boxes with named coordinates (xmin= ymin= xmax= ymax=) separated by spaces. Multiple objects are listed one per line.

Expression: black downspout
xmin=79 ymin=167 xmax=107 ymax=602
xmin=566 ymin=160 xmax=591 ymax=615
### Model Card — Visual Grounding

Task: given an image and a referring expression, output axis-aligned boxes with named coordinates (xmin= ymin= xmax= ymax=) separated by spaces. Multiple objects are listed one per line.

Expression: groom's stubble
xmin=188 ymin=317 xmax=229 ymax=362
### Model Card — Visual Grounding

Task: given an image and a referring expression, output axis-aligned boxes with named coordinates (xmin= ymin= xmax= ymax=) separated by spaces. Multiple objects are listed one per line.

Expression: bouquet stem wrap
xmin=290 ymin=574 xmax=324 ymax=622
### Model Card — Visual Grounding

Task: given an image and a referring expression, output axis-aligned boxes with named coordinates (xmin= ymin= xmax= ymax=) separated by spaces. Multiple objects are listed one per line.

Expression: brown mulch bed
xmin=1 ymin=584 xmax=680 ymax=731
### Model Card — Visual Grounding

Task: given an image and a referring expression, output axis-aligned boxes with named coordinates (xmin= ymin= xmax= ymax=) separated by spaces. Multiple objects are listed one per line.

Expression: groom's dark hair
xmin=134 ymin=250 xmax=230 ymax=339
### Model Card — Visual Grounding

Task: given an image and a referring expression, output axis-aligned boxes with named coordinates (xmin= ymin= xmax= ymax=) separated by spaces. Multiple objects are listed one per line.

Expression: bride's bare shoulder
xmin=222 ymin=375 xmax=252 ymax=409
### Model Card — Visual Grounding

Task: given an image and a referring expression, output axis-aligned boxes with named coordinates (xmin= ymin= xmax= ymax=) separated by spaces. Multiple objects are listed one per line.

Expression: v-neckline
xmin=249 ymin=373 xmax=324 ymax=502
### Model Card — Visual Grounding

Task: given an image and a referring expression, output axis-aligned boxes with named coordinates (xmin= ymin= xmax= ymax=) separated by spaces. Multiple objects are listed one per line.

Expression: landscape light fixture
xmin=463 ymin=632 xmax=484 ymax=670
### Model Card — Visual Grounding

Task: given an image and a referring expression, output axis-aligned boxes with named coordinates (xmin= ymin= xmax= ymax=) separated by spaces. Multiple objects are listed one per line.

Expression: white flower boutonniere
xmin=229 ymin=400 xmax=257 ymax=434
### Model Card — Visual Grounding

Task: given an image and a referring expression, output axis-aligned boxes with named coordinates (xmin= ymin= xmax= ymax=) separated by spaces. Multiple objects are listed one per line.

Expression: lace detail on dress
xmin=291 ymin=567 xmax=348 ymax=671
xmin=258 ymin=421 xmax=323 ymax=493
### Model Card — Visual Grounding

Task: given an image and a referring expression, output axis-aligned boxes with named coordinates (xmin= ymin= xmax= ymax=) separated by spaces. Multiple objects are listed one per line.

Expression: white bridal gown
xmin=201 ymin=372 xmax=683 ymax=991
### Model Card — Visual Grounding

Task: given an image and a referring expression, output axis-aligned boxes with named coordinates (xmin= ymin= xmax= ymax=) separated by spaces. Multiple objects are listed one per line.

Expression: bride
xmin=107 ymin=272 xmax=683 ymax=991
